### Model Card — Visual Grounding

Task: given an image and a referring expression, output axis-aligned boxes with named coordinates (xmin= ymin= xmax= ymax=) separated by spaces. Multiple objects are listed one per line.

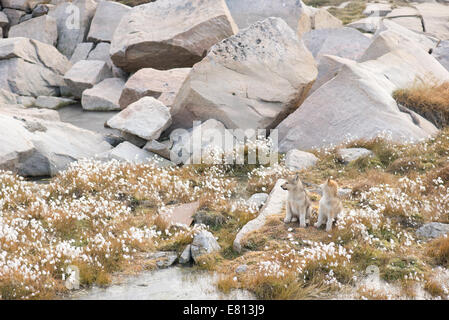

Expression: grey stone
xmin=9 ymin=15 xmax=58 ymax=46
xmin=247 ymin=193 xmax=269 ymax=209
xmin=63 ymin=60 xmax=113 ymax=98
xmin=417 ymin=223 xmax=449 ymax=239
xmin=35 ymin=96 xmax=76 ymax=109
xmin=143 ymin=139 xmax=172 ymax=160
xmin=179 ymin=245 xmax=192 ymax=265
xmin=0 ymin=11 xmax=9 ymax=28
xmin=338 ymin=148 xmax=373 ymax=163
xmin=69 ymin=42 xmax=93 ymax=65
xmin=285 ymin=150 xmax=318 ymax=171
xmin=147 ymin=251 xmax=178 ymax=269
xmin=81 ymin=78 xmax=125 ymax=111
xmin=107 ymin=97 xmax=172 ymax=141
xmin=191 ymin=230 xmax=221 ymax=263
xmin=2 ymin=8 xmax=26 ymax=27
xmin=110 ymin=0 xmax=237 ymax=72
xmin=235 ymin=264 xmax=248 ymax=274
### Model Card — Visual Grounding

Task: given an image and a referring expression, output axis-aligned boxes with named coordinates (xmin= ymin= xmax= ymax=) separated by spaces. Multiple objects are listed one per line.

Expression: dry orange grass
xmin=393 ymin=82 xmax=449 ymax=128
xmin=427 ymin=236 xmax=449 ymax=267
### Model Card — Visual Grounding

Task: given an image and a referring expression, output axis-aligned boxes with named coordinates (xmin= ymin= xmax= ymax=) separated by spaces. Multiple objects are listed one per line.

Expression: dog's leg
xmin=284 ymin=203 xmax=292 ymax=223
xmin=299 ymin=209 xmax=306 ymax=228
xmin=314 ymin=206 xmax=324 ymax=228
xmin=325 ymin=215 xmax=334 ymax=232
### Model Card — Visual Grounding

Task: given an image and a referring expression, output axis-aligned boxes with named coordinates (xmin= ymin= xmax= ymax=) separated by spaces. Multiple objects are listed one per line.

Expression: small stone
xmin=285 ymin=150 xmax=318 ymax=171
xmin=235 ymin=264 xmax=248 ymax=274
xmin=191 ymin=230 xmax=221 ymax=263
xmin=338 ymin=148 xmax=373 ymax=163
xmin=416 ymin=223 xmax=449 ymax=239
xmin=179 ymin=245 xmax=192 ymax=264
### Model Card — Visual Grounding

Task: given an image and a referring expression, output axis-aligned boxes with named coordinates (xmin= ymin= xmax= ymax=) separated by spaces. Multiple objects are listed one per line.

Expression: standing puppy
xmin=281 ymin=174 xmax=312 ymax=228
xmin=315 ymin=178 xmax=343 ymax=232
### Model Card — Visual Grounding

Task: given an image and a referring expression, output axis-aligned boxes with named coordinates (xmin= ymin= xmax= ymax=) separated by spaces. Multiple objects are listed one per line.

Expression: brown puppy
xmin=315 ymin=178 xmax=343 ymax=232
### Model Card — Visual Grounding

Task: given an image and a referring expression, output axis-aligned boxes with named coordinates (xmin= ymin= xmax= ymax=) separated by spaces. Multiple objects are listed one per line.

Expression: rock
xmin=87 ymin=42 xmax=111 ymax=64
xmin=35 ymin=96 xmax=76 ymax=109
xmin=17 ymin=95 xmax=36 ymax=107
xmin=225 ymin=0 xmax=305 ymax=31
xmin=107 ymin=97 xmax=172 ymax=141
xmin=233 ymin=179 xmax=287 ymax=252
xmin=87 ymin=0 xmax=130 ymax=43
xmin=415 ymin=3 xmax=449 ymax=40
xmin=0 ymin=109 xmax=111 ymax=176
xmin=8 ymin=15 xmax=58 ymax=46
xmin=247 ymin=193 xmax=269 ymax=209
xmin=191 ymin=230 xmax=221 ymax=263
xmin=110 ymin=0 xmax=238 ymax=72
xmin=143 ymin=140 xmax=172 ymax=160
xmin=48 ymin=0 xmax=97 ymax=57
xmin=385 ymin=7 xmax=423 ymax=33
xmin=171 ymin=17 xmax=317 ymax=131
xmin=0 ymin=37 xmax=70 ymax=97
xmin=169 ymin=119 xmax=233 ymax=165
xmin=338 ymin=148 xmax=373 ymax=163
xmin=235 ymin=264 xmax=248 ymax=274
xmin=63 ymin=60 xmax=113 ymax=98
xmin=19 ymin=13 xmax=32 ymax=23
xmin=416 ymin=223 xmax=449 ymax=239
xmin=100 ymin=141 xmax=173 ymax=167
xmin=363 ymin=3 xmax=392 ymax=17
xmin=347 ymin=16 xmax=382 ymax=34
xmin=2 ymin=8 xmax=26 ymax=27
xmin=276 ymin=22 xmax=447 ymax=151
xmin=432 ymin=40 xmax=449 ymax=72
xmin=285 ymin=150 xmax=318 ymax=171
xmin=70 ymin=42 xmax=93 ymax=65
xmin=179 ymin=245 xmax=192 ymax=265
xmin=302 ymin=27 xmax=372 ymax=94
xmin=32 ymin=3 xmax=52 ymax=17
xmin=162 ymin=201 xmax=200 ymax=227
xmin=147 ymin=251 xmax=178 ymax=269
xmin=0 ymin=11 xmax=9 ymax=28
xmin=0 ymin=0 xmax=45 ymax=12
xmin=0 ymin=88 xmax=18 ymax=104
xmin=0 ymin=104 xmax=59 ymax=121
xmin=119 ymin=68 xmax=190 ymax=110
xmin=311 ymin=8 xmax=343 ymax=30
xmin=81 ymin=78 xmax=124 ymax=111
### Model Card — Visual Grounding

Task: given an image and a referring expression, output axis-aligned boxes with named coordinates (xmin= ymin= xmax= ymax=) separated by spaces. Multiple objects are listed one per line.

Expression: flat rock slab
xmin=233 ymin=179 xmax=287 ymax=252
xmin=110 ymin=0 xmax=238 ymax=72
xmin=35 ymin=96 xmax=76 ymax=109
xmin=82 ymin=78 xmax=125 ymax=111
xmin=416 ymin=223 xmax=449 ymax=239
xmin=119 ymin=68 xmax=191 ymax=109
xmin=107 ymin=97 xmax=172 ymax=141
xmin=8 ymin=15 xmax=57 ymax=46
xmin=162 ymin=201 xmax=200 ymax=227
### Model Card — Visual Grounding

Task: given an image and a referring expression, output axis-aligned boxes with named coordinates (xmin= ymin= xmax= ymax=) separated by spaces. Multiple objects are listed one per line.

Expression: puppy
xmin=281 ymin=174 xmax=312 ymax=228
xmin=315 ymin=178 xmax=343 ymax=232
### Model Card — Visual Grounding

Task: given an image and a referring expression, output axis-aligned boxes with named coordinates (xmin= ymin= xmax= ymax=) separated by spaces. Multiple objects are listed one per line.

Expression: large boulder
xmin=171 ymin=17 xmax=317 ymax=131
xmin=415 ymin=3 xmax=449 ymax=40
xmin=119 ymin=68 xmax=190 ymax=109
xmin=8 ymin=15 xmax=57 ymax=46
xmin=0 ymin=37 xmax=70 ymax=97
xmin=0 ymin=107 xmax=111 ymax=177
xmin=81 ymin=78 xmax=125 ymax=111
xmin=110 ymin=0 xmax=238 ymax=72
xmin=106 ymin=97 xmax=172 ymax=141
xmin=48 ymin=0 xmax=97 ymax=57
xmin=87 ymin=0 xmax=130 ymax=43
xmin=225 ymin=0 xmax=305 ymax=31
xmin=276 ymin=25 xmax=447 ymax=151
xmin=63 ymin=60 xmax=112 ymax=98
xmin=303 ymin=27 xmax=372 ymax=93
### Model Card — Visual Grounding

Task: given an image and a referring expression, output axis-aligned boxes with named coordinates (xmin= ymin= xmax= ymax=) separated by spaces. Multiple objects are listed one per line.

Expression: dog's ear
xmin=294 ymin=173 xmax=300 ymax=182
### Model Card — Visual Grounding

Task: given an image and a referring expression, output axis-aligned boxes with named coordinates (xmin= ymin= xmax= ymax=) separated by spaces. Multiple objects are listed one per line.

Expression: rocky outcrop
xmin=276 ymin=23 xmax=447 ymax=151
xmin=110 ymin=0 xmax=238 ymax=72
xmin=107 ymin=97 xmax=172 ymax=141
xmin=86 ymin=0 xmax=130 ymax=43
xmin=119 ymin=68 xmax=190 ymax=109
xmin=171 ymin=17 xmax=317 ymax=131
xmin=0 ymin=37 xmax=71 ymax=97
